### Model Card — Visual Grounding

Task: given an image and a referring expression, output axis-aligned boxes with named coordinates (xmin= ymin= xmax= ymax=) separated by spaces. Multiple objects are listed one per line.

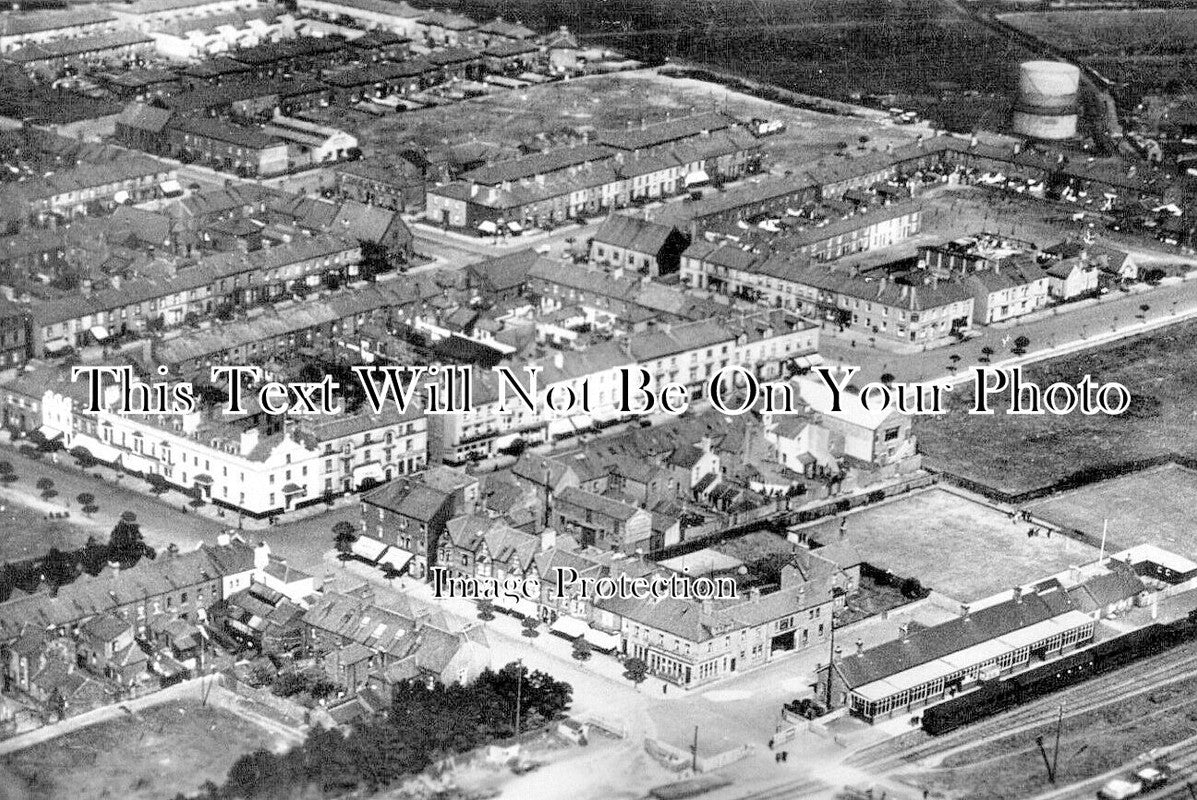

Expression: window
xmin=884 ymin=427 xmax=900 ymax=442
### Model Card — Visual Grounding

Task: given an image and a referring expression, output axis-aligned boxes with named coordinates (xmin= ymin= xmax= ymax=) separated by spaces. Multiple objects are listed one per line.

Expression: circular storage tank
xmin=1012 ymin=61 xmax=1081 ymax=140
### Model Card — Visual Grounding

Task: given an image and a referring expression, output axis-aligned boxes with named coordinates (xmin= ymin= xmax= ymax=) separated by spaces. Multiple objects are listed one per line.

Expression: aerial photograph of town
xmin=0 ymin=0 xmax=1195 ymax=798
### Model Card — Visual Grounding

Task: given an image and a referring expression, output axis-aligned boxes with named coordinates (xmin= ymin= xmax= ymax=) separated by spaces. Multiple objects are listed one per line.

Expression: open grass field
xmin=2 ymin=701 xmax=281 ymax=800
xmin=0 ymin=491 xmax=98 ymax=564
xmin=440 ymin=0 xmax=1032 ymax=105
xmin=356 ymin=69 xmax=916 ymax=172
xmin=999 ymin=9 xmax=1197 ymax=56
xmin=916 ymin=321 xmax=1197 ymax=497
xmin=1026 ymin=463 xmax=1197 ymax=558
xmin=999 ymin=9 xmax=1197 ymax=96
xmin=805 ymin=488 xmax=1099 ymax=602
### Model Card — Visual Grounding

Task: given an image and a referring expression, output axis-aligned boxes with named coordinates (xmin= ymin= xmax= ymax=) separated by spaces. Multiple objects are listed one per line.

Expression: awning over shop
xmin=352 ymin=463 xmax=384 ymax=485
xmin=194 ymin=474 xmax=214 ymax=485
xmin=583 ymin=627 xmax=620 ymax=653
xmin=506 ymin=220 xmax=523 ymax=233
xmin=477 ymin=220 xmax=497 ymax=234
xmin=351 ymin=536 xmax=387 ymax=564
xmin=684 ymin=169 xmax=710 ymax=187
xmin=36 ymin=425 xmax=62 ymax=441
xmin=282 ymin=483 xmax=304 ymax=495
xmin=113 ymin=190 xmax=130 ymax=204
xmin=549 ymin=615 xmax=588 ymax=640
xmin=378 ymin=547 xmax=413 ymax=573
xmin=160 ymin=179 xmax=183 ymax=197
xmin=89 ymin=325 xmax=109 ymax=341
xmin=74 ymin=435 xmax=120 ymax=463
xmin=119 ymin=452 xmax=154 ymax=474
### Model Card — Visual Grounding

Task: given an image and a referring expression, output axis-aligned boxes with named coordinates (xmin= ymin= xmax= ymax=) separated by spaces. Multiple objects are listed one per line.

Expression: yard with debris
xmin=354 ymin=68 xmax=916 ymax=172
xmin=2 ymin=702 xmax=283 ymax=800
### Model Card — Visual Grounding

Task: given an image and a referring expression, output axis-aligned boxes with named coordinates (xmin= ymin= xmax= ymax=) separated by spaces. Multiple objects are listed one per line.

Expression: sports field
xmin=805 ymin=488 xmax=1099 ymax=603
xmin=1027 ymin=463 xmax=1197 ymax=559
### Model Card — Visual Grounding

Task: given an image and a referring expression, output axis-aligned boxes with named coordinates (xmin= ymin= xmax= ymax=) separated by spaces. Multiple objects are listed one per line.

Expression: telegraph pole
xmin=825 ymin=588 xmax=836 ymax=710
xmin=690 ymin=725 xmax=699 ymax=772
xmin=1052 ymin=704 xmax=1064 ymax=781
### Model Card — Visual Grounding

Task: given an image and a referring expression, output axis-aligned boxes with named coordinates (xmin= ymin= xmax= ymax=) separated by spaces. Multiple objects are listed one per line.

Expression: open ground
xmin=354 ymin=68 xmax=917 ymax=172
xmin=0 ymin=701 xmax=284 ymax=800
xmin=905 ymin=668 xmax=1197 ymax=800
xmin=915 ymin=321 xmax=1197 ymax=497
xmin=804 ymin=488 xmax=1099 ymax=602
xmin=1026 ymin=462 xmax=1197 ymax=558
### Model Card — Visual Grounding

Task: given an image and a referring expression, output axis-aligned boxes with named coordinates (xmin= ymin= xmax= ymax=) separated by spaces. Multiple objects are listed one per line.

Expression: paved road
xmin=819 ymin=275 xmax=1197 ymax=387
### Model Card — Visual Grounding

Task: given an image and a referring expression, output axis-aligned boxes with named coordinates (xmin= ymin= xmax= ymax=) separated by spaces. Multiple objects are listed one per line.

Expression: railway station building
xmin=817 ymin=583 xmax=1096 ymax=723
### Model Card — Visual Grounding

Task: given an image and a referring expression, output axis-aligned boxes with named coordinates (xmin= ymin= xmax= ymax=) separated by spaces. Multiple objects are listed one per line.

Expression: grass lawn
xmin=3 ymin=702 xmax=280 ymax=800
xmin=1026 ymin=463 xmax=1197 ymax=558
xmin=0 ymin=495 xmax=97 ymax=564
xmin=806 ymin=489 xmax=1099 ymax=602
xmin=915 ymin=322 xmax=1197 ymax=497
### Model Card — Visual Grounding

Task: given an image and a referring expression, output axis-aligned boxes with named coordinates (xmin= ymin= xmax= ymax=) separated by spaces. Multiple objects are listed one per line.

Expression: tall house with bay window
xmin=359 ymin=466 xmax=479 ymax=580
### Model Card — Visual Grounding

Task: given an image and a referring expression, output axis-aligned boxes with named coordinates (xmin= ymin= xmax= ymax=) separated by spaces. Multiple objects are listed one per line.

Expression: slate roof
xmin=558 ymin=487 xmax=642 ymax=522
xmin=833 ymin=587 xmax=1075 ymax=690
xmin=592 ymin=214 xmax=677 ymax=255
xmin=117 ymin=102 xmax=173 ymax=133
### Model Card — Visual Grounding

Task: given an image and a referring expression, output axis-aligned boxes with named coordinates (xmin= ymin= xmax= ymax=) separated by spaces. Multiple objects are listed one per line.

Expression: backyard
xmin=1 ymin=701 xmax=284 ymax=800
xmin=916 ymin=321 xmax=1197 ymax=498
xmin=804 ymin=488 xmax=1099 ymax=602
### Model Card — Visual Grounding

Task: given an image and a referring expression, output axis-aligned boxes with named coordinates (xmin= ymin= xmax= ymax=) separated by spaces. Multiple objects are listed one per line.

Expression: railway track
xmin=847 ymin=643 xmax=1197 ymax=773
xmin=732 ymin=776 xmax=827 ymax=800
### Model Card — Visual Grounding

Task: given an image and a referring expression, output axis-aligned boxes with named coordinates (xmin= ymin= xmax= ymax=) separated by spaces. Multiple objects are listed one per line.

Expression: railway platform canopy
xmin=848 ymin=609 xmax=1095 ymax=722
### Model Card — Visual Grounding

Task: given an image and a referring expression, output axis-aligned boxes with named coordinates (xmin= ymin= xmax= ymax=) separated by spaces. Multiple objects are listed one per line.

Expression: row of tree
xmin=0 ymin=512 xmax=150 ymax=601
xmin=176 ymin=663 xmax=573 ymax=800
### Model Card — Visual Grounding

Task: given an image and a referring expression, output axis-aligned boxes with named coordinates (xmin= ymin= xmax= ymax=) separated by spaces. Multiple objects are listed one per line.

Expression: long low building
xmin=818 ymin=584 xmax=1096 ymax=723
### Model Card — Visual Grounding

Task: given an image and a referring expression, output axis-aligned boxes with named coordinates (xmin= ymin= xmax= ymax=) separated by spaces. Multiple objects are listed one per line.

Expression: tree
xmin=880 ymin=372 xmax=895 ymax=386
xmin=109 ymin=515 xmax=146 ymax=567
xmin=622 ymin=657 xmax=648 ymax=689
xmin=1012 ymin=335 xmax=1030 ymax=355
xmin=520 ymin=617 xmax=540 ymax=638
xmin=80 ymin=536 xmax=109 ymax=576
xmin=1139 ymin=303 xmax=1150 ymax=319
xmin=35 ymin=477 xmax=53 ymax=495
xmin=477 ymin=598 xmax=495 ymax=621
xmin=571 ymin=637 xmax=592 ymax=662
xmin=333 ymin=520 xmax=357 ymax=555
xmin=76 ymin=492 xmax=94 ymax=507
xmin=980 ymin=346 xmax=994 ymax=363
xmin=43 ymin=547 xmax=75 ymax=590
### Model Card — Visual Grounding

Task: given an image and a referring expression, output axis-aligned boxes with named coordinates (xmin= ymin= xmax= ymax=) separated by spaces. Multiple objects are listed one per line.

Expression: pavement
xmin=818 ymin=273 xmax=1197 ymax=387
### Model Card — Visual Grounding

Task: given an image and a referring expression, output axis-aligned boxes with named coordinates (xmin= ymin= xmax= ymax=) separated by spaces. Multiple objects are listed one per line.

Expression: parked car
xmin=1134 ymin=766 xmax=1168 ymax=791
xmin=1097 ymin=778 xmax=1141 ymax=800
